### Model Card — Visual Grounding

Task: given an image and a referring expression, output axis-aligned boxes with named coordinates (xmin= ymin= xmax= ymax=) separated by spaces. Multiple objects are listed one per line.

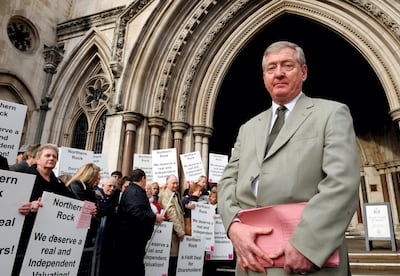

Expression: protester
xmin=115 ymin=169 xmax=164 ymax=276
xmin=159 ymin=174 xmax=185 ymax=276
xmin=66 ymin=163 xmax=100 ymax=246
xmin=95 ymin=176 xmax=119 ymax=218
xmin=66 ymin=163 xmax=100 ymax=276
xmin=151 ymin=181 xmax=160 ymax=201
xmin=146 ymin=183 xmax=162 ymax=214
xmin=95 ymin=176 xmax=119 ymax=276
xmin=111 ymin=170 xmax=122 ymax=181
xmin=183 ymin=175 xmax=209 ymax=203
xmin=209 ymin=183 xmax=218 ymax=212
xmin=181 ymin=181 xmax=203 ymax=235
xmin=13 ymin=144 xmax=74 ymax=276
xmin=218 ymin=41 xmax=360 ymax=276
xmin=9 ymin=144 xmax=29 ymax=168
xmin=10 ymin=143 xmax=40 ymax=172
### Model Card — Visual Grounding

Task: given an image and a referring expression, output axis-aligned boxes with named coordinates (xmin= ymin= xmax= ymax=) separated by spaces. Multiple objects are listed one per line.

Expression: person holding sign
xmin=66 ymin=163 xmax=100 ymax=247
xmin=218 ymin=41 xmax=360 ymax=276
xmin=181 ymin=181 xmax=203 ymax=235
xmin=115 ymin=169 xmax=164 ymax=276
xmin=13 ymin=144 xmax=75 ymax=276
xmin=159 ymin=174 xmax=185 ymax=276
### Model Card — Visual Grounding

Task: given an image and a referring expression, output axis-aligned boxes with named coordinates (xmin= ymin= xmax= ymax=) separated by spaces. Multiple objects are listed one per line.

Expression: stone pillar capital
xmin=122 ymin=112 xmax=144 ymax=126
xmin=148 ymin=116 xmax=167 ymax=130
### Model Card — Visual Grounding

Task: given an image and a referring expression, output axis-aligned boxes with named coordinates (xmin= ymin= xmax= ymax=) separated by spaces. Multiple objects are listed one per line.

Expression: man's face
xmin=166 ymin=176 xmax=179 ymax=192
xmin=262 ymin=47 xmax=307 ymax=105
xmin=103 ymin=179 xmax=116 ymax=195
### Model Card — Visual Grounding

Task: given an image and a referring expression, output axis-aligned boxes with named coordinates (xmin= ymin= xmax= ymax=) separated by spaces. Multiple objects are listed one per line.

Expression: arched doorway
xmin=210 ymin=14 xmax=392 ymax=155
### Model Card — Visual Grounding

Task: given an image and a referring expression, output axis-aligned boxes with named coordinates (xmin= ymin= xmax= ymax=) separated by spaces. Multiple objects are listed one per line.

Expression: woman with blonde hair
xmin=66 ymin=163 xmax=100 ymax=261
xmin=66 ymin=163 xmax=101 ymax=202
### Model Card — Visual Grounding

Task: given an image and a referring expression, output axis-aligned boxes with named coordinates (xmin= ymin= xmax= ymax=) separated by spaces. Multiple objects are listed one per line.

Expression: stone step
xmin=349 ymin=252 xmax=400 ymax=275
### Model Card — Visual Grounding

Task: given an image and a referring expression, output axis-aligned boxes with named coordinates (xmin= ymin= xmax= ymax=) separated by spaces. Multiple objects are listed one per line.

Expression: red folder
xmin=237 ymin=202 xmax=339 ymax=267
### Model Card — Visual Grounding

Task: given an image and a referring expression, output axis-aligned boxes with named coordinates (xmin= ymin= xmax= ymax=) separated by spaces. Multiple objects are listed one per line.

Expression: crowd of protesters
xmin=1 ymin=144 xmax=220 ymax=276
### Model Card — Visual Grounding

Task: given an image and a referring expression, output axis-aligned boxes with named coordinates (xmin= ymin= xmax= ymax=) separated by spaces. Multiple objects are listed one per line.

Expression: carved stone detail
xmin=112 ymin=0 xmax=152 ymax=63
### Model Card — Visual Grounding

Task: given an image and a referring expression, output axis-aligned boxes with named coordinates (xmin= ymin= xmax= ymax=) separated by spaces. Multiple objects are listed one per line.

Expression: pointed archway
xmin=211 ymin=13 xmax=393 ymax=156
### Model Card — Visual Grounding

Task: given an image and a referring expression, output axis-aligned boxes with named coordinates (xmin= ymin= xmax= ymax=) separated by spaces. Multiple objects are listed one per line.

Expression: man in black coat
xmin=115 ymin=169 xmax=164 ymax=276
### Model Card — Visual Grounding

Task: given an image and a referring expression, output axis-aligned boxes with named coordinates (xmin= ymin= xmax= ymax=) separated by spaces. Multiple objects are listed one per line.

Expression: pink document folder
xmin=237 ymin=202 xmax=339 ymax=267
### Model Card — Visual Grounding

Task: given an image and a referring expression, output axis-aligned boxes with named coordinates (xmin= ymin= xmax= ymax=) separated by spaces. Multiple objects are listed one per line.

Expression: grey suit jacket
xmin=218 ymin=94 xmax=360 ymax=276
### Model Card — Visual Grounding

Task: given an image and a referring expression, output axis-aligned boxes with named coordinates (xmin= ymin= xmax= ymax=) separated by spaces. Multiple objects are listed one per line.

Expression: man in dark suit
xmin=218 ymin=41 xmax=360 ymax=276
xmin=115 ymin=169 xmax=164 ymax=276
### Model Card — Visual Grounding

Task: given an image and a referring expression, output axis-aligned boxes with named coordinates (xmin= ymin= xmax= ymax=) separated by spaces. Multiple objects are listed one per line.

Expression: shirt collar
xmin=271 ymin=91 xmax=303 ymax=114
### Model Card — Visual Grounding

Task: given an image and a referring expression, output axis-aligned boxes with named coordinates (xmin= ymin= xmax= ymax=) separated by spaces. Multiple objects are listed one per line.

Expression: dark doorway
xmin=209 ymin=14 xmax=390 ymax=155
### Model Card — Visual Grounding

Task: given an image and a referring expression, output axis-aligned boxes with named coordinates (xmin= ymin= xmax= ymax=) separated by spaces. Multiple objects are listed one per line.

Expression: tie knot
xmin=277 ymin=105 xmax=286 ymax=112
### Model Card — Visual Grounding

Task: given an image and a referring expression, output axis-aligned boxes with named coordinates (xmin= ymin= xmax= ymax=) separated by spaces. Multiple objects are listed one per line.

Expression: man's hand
xmin=228 ymin=221 xmax=273 ymax=274
xmin=155 ymin=213 xmax=164 ymax=224
xmin=269 ymin=242 xmax=315 ymax=274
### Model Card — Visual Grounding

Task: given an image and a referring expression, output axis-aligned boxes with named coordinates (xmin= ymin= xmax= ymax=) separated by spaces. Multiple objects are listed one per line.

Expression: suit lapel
xmin=256 ymin=110 xmax=273 ymax=164
xmin=264 ymin=95 xmax=313 ymax=159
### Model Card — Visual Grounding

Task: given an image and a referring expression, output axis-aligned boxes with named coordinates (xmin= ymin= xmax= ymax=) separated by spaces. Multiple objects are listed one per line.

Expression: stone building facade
xmin=2 ymin=0 xmax=400 ymax=237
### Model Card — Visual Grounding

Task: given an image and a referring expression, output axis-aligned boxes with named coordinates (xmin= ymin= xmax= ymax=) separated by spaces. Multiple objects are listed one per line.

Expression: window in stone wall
xmin=7 ymin=16 xmax=38 ymax=53
xmin=93 ymin=112 xmax=106 ymax=153
xmin=71 ymin=114 xmax=88 ymax=150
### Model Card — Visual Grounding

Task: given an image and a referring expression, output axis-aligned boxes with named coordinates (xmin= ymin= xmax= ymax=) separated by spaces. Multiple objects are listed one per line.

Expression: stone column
xmin=193 ymin=125 xmax=213 ymax=176
xmin=34 ymin=44 xmax=64 ymax=143
xmin=172 ymin=121 xmax=189 ymax=194
xmin=148 ymin=116 xmax=167 ymax=150
xmin=121 ymin=113 xmax=143 ymax=176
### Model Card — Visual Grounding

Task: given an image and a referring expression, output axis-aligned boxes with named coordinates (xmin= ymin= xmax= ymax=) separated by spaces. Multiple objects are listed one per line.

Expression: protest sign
xmin=208 ymin=153 xmax=228 ymax=184
xmin=93 ymin=153 xmax=109 ymax=179
xmin=0 ymin=100 xmax=27 ymax=165
xmin=134 ymin=153 xmax=153 ymax=184
xmin=0 ymin=169 xmax=35 ymax=275
xmin=205 ymin=214 xmax=234 ymax=261
xmin=152 ymin=148 xmax=178 ymax=185
xmin=180 ymin=151 xmax=205 ymax=184
xmin=191 ymin=202 xmax=215 ymax=251
xmin=53 ymin=147 xmax=94 ymax=176
xmin=176 ymin=236 xmax=205 ymax=276
xmin=19 ymin=192 xmax=88 ymax=276
xmin=144 ymin=221 xmax=173 ymax=276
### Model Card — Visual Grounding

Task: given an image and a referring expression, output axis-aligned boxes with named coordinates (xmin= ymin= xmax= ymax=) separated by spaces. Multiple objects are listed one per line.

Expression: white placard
xmin=191 ymin=202 xmax=215 ymax=251
xmin=144 ymin=222 xmax=173 ymax=276
xmin=205 ymin=214 xmax=234 ymax=261
xmin=93 ymin=153 xmax=109 ymax=178
xmin=53 ymin=147 xmax=94 ymax=176
xmin=180 ymin=151 xmax=206 ymax=183
xmin=365 ymin=204 xmax=391 ymax=238
xmin=0 ymin=169 xmax=35 ymax=276
xmin=208 ymin=153 xmax=228 ymax=184
xmin=20 ymin=192 xmax=88 ymax=276
xmin=0 ymin=100 xmax=27 ymax=165
xmin=176 ymin=236 xmax=205 ymax=276
xmin=151 ymin=148 xmax=179 ymax=185
xmin=134 ymin=153 xmax=153 ymax=184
